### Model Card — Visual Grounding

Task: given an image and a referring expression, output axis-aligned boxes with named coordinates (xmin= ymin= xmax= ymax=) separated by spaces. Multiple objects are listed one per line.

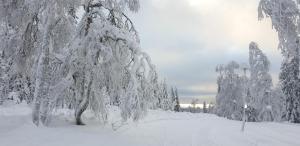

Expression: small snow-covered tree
xmin=169 ymin=87 xmax=178 ymax=111
xmin=148 ymin=69 xmax=160 ymax=109
xmin=190 ymin=98 xmax=199 ymax=113
xmin=203 ymin=101 xmax=207 ymax=113
xmin=208 ymin=102 xmax=214 ymax=113
xmin=159 ymin=80 xmax=171 ymax=110
xmin=174 ymin=87 xmax=180 ymax=112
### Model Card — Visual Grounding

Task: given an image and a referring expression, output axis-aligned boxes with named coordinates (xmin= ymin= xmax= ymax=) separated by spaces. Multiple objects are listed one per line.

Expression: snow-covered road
xmin=1 ymin=104 xmax=300 ymax=146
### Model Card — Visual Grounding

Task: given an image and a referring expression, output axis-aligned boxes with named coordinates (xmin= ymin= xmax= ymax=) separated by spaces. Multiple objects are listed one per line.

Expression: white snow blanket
xmin=1 ymin=103 xmax=300 ymax=146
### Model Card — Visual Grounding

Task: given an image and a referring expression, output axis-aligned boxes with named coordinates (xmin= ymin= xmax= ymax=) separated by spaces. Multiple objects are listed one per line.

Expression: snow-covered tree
xmin=170 ymin=87 xmax=175 ymax=106
xmin=174 ymin=87 xmax=180 ymax=112
xmin=61 ymin=0 xmax=156 ymax=124
xmin=30 ymin=0 xmax=82 ymax=126
xmin=159 ymin=80 xmax=172 ymax=110
xmin=248 ymin=42 xmax=273 ymax=121
xmin=146 ymin=68 xmax=160 ymax=109
xmin=155 ymin=84 xmax=179 ymax=111
xmin=168 ymin=87 xmax=179 ymax=111
xmin=259 ymin=0 xmax=300 ymax=123
xmin=208 ymin=102 xmax=214 ymax=113
xmin=215 ymin=61 xmax=245 ymax=120
xmin=0 ymin=52 xmax=10 ymax=105
xmin=190 ymin=98 xmax=199 ymax=113
xmin=279 ymin=52 xmax=300 ymax=122
xmin=0 ymin=0 xmax=41 ymax=105
xmin=0 ymin=0 xmax=83 ymax=125
xmin=203 ymin=101 xmax=207 ymax=113
xmin=271 ymin=84 xmax=286 ymax=121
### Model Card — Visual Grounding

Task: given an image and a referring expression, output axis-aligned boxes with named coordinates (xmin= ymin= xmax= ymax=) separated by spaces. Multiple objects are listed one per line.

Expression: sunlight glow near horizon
xmin=180 ymin=104 xmax=212 ymax=109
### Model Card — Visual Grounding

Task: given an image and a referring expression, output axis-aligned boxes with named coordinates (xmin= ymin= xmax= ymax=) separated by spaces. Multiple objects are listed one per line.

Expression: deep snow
xmin=1 ymin=103 xmax=300 ymax=146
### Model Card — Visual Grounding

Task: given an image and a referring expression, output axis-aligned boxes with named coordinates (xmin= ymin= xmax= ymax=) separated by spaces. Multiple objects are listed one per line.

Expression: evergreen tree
xmin=160 ymin=80 xmax=171 ymax=110
xmin=191 ymin=98 xmax=198 ymax=113
xmin=170 ymin=87 xmax=176 ymax=110
xmin=271 ymin=85 xmax=286 ymax=121
xmin=259 ymin=0 xmax=300 ymax=123
xmin=174 ymin=87 xmax=180 ymax=112
xmin=203 ymin=101 xmax=207 ymax=113
xmin=279 ymin=48 xmax=300 ymax=122
xmin=207 ymin=102 xmax=214 ymax=113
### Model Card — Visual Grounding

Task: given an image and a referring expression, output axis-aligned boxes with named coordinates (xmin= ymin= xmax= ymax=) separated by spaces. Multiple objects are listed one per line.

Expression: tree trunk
xmin=75 ymin=76 xmax=93 ymax=125
xmin=75 ymin=98 xmax=89 ymax=125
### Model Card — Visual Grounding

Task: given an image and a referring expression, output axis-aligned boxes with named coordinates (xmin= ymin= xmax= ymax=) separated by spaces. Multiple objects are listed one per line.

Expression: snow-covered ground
xmin=1 ymin=103 xmax=300 ymax=146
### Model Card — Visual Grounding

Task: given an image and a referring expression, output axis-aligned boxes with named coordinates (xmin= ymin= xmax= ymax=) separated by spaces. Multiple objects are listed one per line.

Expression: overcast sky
xmin=130 ymin=0 xmax=281 ymax=100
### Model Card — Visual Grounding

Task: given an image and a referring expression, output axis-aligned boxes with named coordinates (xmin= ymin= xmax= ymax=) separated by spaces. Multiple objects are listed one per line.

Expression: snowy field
xmin=1 ymin=103 xmax=300 ymax=146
